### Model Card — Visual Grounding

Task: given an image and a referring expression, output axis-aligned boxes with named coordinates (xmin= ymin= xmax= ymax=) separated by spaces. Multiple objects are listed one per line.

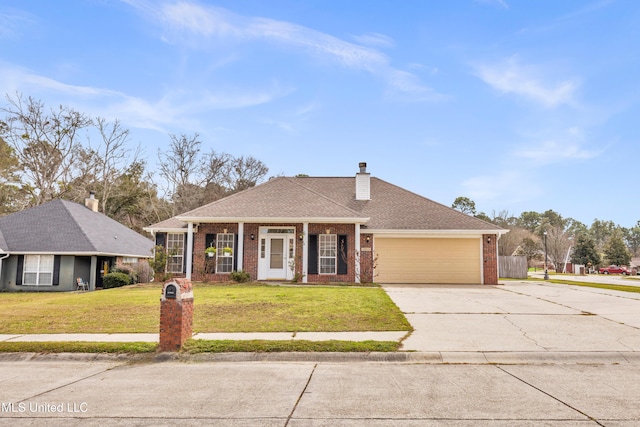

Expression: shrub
xmin=131 ymin=261 xmax=154 ymax=283
xmin=113 ymin=261 xmax=154 ymax=284
xmin=229 ymin=270 xmax=251 ymax=283
xmin=102 ymin=272 xmax=131 ymax=289
xmin=112 ymin=263 xmax=138 ymax=284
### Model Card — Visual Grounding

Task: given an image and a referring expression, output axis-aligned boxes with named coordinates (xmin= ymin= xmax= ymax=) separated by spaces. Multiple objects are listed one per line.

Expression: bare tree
xmin=0 ymin=136 xmax=27 ymax=214
xmin=157 ymin=134 xmax=270 ymax=215
xmin=0 ymin=93 xmax=91 ymax=205
xmin=227 ymin=155 xmax=269 ymax=192
xmin=92 ymin=117 xmax=140 ymax=213
xmin=157 ymin=133 xmax=208 ymax=215
xmin=543 ymin=225 xmax=572 ymax=272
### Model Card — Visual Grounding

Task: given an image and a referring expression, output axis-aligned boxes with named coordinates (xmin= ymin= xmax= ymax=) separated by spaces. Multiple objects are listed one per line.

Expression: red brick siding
xmin=483 ymin=234 xmax=498 ymax=285
xmin=359 ymin=233 xmax=374 ymax=283
xmin=189 ymin=222 xmax=364 ymax=283
xmin=307 ymin=224 xmax=356 ymax=283
xmin=192 ymin=223 xmax=239 ymax=282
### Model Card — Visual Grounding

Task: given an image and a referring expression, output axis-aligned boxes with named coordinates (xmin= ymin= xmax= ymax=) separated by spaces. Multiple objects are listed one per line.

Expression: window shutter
xmin=205 ymin=233 xmax=216 ymax=274
xmin=337 ymin=235 xmax=348 ymax=275
xmin=16 ymin=255 xmax=24 ymax=286
xmin=308 ymin=234 xmax=318 ymax=275
xmin=205 ymin=234 xmax=216 ymax=249
xmin=234 ymin=233 xmax=239 ymax=271
xmin=52 ymin=255 xmax=61 ymax=286
xmin=155 ymin=233 xmax=166 ymax=248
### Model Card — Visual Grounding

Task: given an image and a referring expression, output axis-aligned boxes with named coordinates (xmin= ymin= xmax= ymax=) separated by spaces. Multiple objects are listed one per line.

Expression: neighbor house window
xmin=23 ymin=255 xmax=54 ymax=286
xmin=319 ymin=234 xmax=337 ymax=274
xmin=166 ymin=233 xmax=184 ymax=273
xmin=122 ymin=257 xmax=138 ymax=264
xmin=216 ymin=233 xmax=234 ymax=273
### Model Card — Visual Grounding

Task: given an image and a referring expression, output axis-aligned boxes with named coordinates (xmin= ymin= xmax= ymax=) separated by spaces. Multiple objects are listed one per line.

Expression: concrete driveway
xmin=383 ymin=280 xmax=640 ymax=360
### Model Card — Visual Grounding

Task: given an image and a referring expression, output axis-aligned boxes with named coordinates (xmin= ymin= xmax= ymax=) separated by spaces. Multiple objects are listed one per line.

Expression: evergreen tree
xmin=570 ymin=233 xmax=601 ymax=268
xmin=603 ymin=232 xmax=632 ymax=266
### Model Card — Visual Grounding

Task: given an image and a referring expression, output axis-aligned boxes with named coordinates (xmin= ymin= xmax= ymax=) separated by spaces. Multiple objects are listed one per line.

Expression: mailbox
xmin=165 ymin=283 xmax=177 ymax=299
xmin=159 ymin=278 xmax=194 ymax=352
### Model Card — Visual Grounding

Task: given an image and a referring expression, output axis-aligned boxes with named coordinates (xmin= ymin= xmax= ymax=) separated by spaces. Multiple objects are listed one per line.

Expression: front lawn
xmin=0 ymin=283 xmax=411 ymax=334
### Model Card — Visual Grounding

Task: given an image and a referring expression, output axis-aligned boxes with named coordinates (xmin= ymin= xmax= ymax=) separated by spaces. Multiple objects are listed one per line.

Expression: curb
xmin=3 ymin=351 xmax=640 ymax=365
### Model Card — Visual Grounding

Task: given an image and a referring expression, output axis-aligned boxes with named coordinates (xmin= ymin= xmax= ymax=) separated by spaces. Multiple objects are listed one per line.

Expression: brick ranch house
xmin=144 ymin=163 xmax=507 ymax=284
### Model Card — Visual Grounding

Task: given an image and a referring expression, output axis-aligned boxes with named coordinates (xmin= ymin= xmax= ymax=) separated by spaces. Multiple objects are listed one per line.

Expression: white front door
xmin=258 ymin=228 xmax=296 ymax=280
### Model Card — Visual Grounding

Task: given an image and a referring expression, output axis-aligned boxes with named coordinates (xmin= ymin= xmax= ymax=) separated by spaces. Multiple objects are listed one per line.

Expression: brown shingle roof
xmin=177 ymin=177 xmax=367 ymax=222
xmin=292 ymin=177 xmax=501 ymax=231
xmin=147 ymin=175 xmax=502 ymax=232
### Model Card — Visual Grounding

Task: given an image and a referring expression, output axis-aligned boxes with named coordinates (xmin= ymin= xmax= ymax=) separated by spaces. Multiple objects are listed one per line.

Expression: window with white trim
xmin=166 ymin=233 xmax=184 ymax=273
xmin=216 ymin=233 xmax=234 ymax=273
xmin=319 ymin=234 xmax=337 ymax=274
xmin=122 ymin=257 xmax=138 ymax=264
xmin=23 ymin=255 xmax=54 ymax=286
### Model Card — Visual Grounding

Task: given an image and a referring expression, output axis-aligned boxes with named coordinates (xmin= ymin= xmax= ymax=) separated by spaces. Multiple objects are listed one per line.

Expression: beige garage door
xmin=375 ymin=237 xmax=481 ymax=284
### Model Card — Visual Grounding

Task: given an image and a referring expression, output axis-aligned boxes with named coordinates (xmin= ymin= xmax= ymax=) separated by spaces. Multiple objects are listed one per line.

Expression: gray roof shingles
xmin=148 ymin=175 xmax=501 ymax=232
xmin=0 ymin=199 xmax=153 ymax=256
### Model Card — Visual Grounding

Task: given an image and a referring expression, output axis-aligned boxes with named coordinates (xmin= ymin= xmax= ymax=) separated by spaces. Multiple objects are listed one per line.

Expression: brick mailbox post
xmin=159 ymin=278 xmax=194 ymax=352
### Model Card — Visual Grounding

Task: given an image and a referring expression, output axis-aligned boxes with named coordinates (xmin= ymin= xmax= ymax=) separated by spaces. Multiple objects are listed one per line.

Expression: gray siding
xmin=0 ymin=255 xmax=91 ymax=292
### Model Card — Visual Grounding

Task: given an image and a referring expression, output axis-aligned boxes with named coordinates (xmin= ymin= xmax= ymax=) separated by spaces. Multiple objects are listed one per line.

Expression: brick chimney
xmin=85 ymin=191 xmax=99 ymax=212
xmin=355 ymin=162 xmax=370 ymax=200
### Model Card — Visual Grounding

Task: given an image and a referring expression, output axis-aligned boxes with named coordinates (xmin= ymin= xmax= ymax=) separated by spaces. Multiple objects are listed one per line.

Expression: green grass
xmin=182 ymin=339 xmax=400 ymax=353
xmin=544 ymin=279 xmax=640 ymax=294
xmin=0 ymin=283 xmax=411 ymax=334
xmin=0 ymin=339 xmax=400 ymax=354
xmin=0 ymin=341 xmax=157 ymax=353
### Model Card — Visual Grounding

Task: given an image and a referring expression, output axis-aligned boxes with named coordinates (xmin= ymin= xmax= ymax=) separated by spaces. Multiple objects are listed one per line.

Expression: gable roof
xmin=0 ymin=199 xmax=153 ymax=257
xmin=146 ymin=174 xmax=503 ymax=234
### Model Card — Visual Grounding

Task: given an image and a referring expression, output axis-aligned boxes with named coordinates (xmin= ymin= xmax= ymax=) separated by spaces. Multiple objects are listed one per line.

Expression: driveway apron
xmin=383 ymin=281 xmax=640 ymax=354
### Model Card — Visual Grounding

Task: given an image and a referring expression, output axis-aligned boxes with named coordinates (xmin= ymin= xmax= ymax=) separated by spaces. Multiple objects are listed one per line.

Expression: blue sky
xmin=1 ymin=0 xmax=638 ymax=227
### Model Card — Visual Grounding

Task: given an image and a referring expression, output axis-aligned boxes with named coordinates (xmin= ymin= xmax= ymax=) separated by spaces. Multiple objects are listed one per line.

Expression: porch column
xmin=186 ymin=222 xmax=194 ymax=280
xmin=237 ymin=222 xmax=244 ymax=271
xmin=302 ymin=222 xmax=309 ymax=283
xmin=355 ymin=224 xmax=361 ymax=283
xmin=90 ymin=256 xmax=97 ymax=291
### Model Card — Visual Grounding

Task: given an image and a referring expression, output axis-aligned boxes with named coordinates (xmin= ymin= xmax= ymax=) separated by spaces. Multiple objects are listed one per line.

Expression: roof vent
xmin=355 ymin=162 xmax=370 ymax=201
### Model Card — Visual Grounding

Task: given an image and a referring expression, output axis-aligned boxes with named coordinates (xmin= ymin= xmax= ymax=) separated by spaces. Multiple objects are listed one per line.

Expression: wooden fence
xmin=499 ymin=256 xmax=528 ymax=279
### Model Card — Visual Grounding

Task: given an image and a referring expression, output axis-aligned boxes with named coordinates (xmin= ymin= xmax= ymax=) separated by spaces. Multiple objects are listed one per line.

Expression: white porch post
xmin=186 ymin=222 xmax=194 ymax=280
xmin=237 ymin=222 xmax=244 ymax=271
xmin=90 ymin=256 xmax=97 ymax=291
xmin=355 ymin=224 xmax=361 ymax=283
xmin=302 ymin=222 xmax=309 ymax=283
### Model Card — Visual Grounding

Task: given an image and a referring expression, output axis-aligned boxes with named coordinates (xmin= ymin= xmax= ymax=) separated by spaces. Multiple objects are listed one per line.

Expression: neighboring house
xmin=0 ymin=194 xmax=154 ymax=292
xmin=145 ymin=163 xmax=507 ymax=285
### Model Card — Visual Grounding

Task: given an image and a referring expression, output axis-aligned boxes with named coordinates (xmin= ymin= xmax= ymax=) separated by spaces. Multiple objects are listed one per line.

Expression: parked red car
xmin=598 ymin=265 xmax=629 ymax=275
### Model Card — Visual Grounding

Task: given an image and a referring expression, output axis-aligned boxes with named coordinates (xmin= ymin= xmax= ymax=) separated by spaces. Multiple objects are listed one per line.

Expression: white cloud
xmin=475 ymin=56 xmax=579 ymax=108
xmin=513 ymin=127 xmax=604 ymax=164
xmin=125 ymin=0 xmax=439 ymax=100
xmin=351 ymin=32 xmax=395 ymax=48
xmin=0 ymin=62 xmax=288 ymax=132
xmin=0 ymin=8 xmax=37 ymax=39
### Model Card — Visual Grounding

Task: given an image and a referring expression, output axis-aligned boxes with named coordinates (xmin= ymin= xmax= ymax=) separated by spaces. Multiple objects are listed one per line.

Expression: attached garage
xmin=374 ymin=237 xmax=482 ymax=284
